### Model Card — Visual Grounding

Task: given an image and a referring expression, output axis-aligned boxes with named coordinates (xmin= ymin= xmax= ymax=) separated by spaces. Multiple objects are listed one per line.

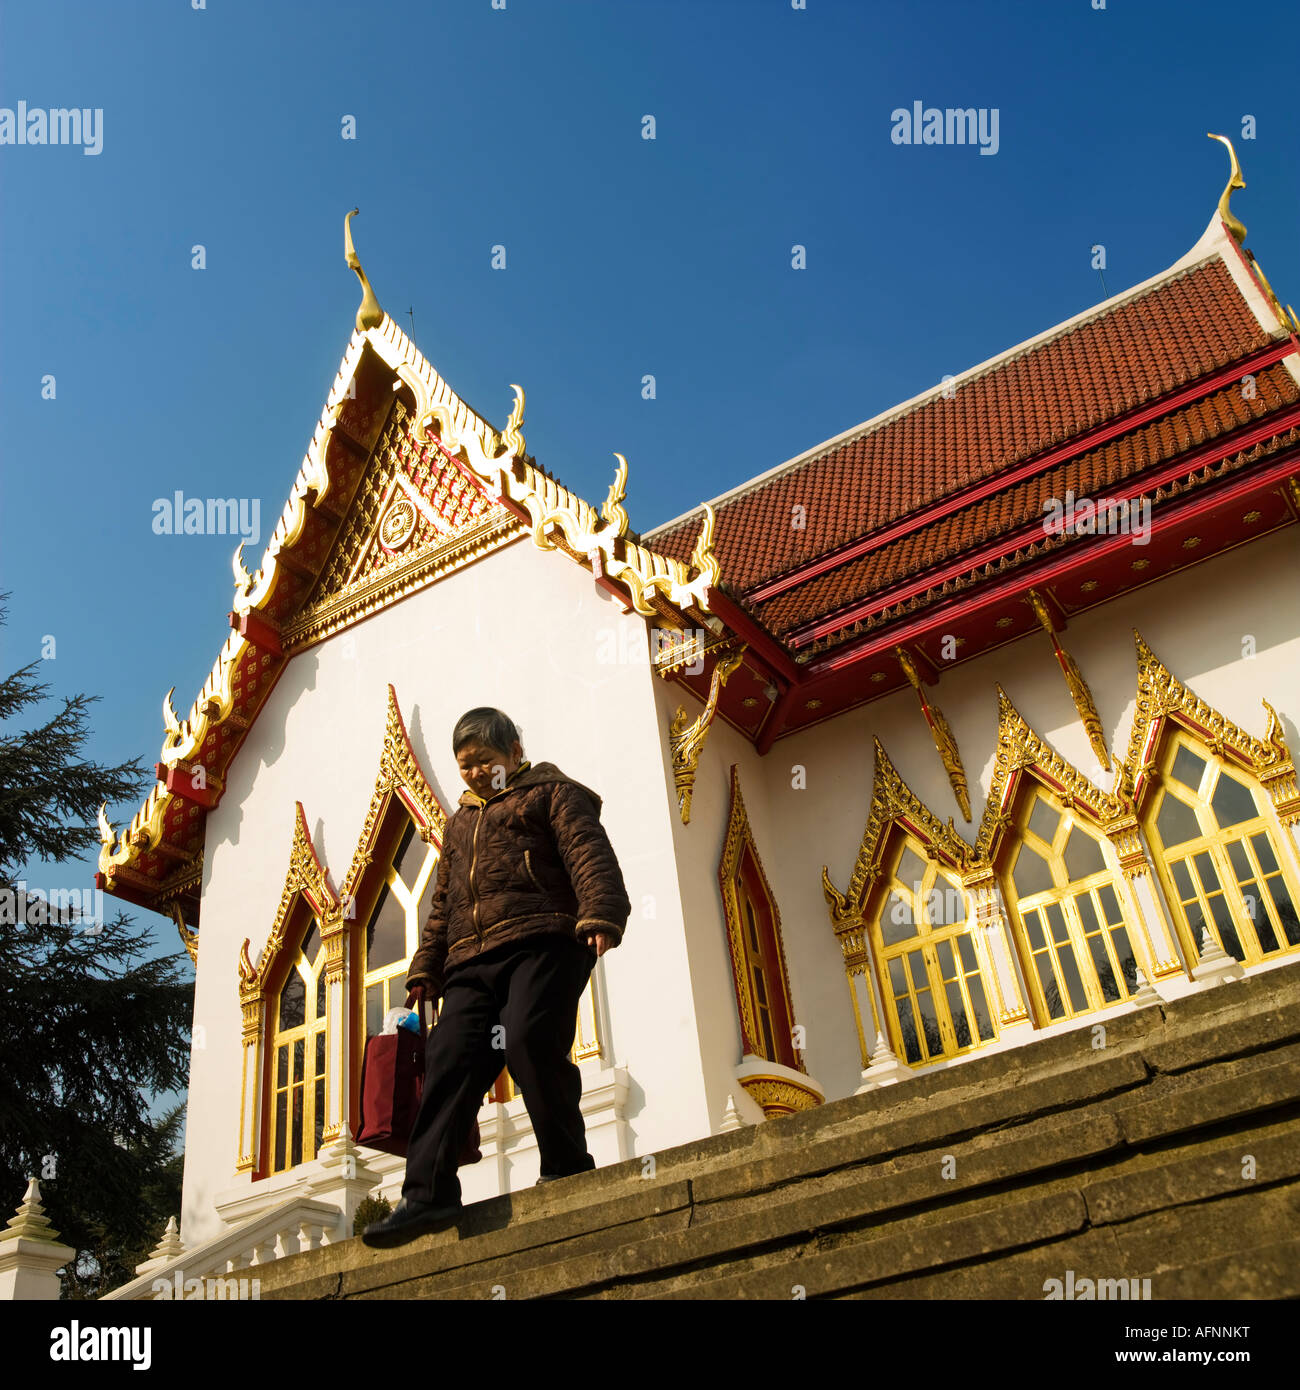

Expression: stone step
xmin=256 ymin=960 xmax=1300 ymax=1300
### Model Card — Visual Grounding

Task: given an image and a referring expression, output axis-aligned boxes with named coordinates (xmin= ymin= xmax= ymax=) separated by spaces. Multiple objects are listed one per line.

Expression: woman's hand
xmin=582 ymin=930 xmax=613 ymax=957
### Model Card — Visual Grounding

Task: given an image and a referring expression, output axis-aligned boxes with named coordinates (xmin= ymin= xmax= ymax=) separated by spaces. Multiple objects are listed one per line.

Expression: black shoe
xmin=361 ymin=1196 xmax=462 ymax=1248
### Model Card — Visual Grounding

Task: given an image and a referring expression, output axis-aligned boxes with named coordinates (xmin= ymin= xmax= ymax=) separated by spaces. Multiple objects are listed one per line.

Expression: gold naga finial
xmin=1207 ymin=133 xmax=1247 ymax=245
xmin=689 ymin=503 xmax=721 ymax=592
xmin=344 ymin=208 xmax=385 ymax=332
xmin=97 ymin=802 xmax=115 ymax=848
xmin=602 ymin=454 xmax=630 ymax=538
xmin=500 ymin=384 xmax=526 ymax=460
xmin=895 ymin=645 xmax=972 ymax=821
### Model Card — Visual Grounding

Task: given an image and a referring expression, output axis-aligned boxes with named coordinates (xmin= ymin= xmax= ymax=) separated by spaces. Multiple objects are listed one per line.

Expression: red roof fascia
xmin=785 ymin=397 xmax=1300 ymax=650
xmin=746 ymin=339 xmax=1298 ymax=608
xmin=703 ymin=587 xmax=802 ymax=684
xmin=800 ymin=446 xmax=1300 ymax=682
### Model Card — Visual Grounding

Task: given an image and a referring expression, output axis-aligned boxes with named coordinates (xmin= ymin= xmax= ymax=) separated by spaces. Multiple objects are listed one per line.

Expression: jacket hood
xmin=457 ymin=760 xmax=602 ymax=811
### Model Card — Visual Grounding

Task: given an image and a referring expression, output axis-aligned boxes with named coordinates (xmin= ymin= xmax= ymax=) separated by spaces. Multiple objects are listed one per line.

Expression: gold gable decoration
xmin=823 ymin=737 xmax=974 ymax=940
xmin=336 ymin=684 xmax=449 ymax=916
xmin=1123 ymin=631 xmax=1300 ymax=825
xmin=235 ymin=803 xmax=338 ymax=1173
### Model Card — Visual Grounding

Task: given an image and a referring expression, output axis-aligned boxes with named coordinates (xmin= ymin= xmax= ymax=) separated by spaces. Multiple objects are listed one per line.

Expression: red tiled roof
xmin=759 ymin=361 xmax=1300 ymax=639
xmin=647 ymin=257 xmax=1277 ymax=598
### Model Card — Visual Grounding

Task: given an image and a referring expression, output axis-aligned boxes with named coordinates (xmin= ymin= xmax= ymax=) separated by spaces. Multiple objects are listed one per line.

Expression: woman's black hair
xmin=452 ymin=708 xmax=523 ymax=756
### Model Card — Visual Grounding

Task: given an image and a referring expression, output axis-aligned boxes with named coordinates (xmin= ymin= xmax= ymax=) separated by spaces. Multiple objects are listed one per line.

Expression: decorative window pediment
xmin=1126 ymin=633 xmax=1300 ymax=970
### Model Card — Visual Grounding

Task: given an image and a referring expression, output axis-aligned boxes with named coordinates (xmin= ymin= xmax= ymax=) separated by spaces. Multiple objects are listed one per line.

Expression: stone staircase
xmin=256 ymin=961 xmax=1300 ymax=1300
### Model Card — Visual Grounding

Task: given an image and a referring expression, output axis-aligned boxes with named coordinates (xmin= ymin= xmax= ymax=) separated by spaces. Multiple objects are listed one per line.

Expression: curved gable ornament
xmin=1122 ymin=631 xmax=1299 ymax=824
xmin=823 ymin=737 xmax=974 ymax=940
xmin=975 ymin=686 xmax=1124 ymax=866
xmin=336 ymin=684 xmax=449 ymax=915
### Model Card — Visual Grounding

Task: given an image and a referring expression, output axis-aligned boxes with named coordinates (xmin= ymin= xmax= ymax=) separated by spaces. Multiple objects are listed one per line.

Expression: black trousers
xmin=402 ymin=933 xmax=598 ymax=1206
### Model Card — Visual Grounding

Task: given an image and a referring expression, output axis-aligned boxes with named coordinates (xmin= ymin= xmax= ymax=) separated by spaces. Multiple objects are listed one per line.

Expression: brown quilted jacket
xmin=405 ymin=760 xmax=631 ymax=999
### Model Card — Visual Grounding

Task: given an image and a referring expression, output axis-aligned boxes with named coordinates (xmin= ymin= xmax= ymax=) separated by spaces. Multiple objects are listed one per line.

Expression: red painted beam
xmin=801 ymin=447 xmax=1300 ymax=681
xmin=228 ymin=608 xmax=284 ymax=656
xmin=745 ymin=339 xmax=1298 ymax=607
xmin=787 ymin=401 xmax=1300 ymax=648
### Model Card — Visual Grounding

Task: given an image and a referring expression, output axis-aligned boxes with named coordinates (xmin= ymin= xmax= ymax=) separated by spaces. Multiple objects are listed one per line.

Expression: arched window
xmin=1145 ymin=731 xmax=1300 ymax=968
xmin=869 ymin=837 xmax=995 ymax=1065
xmin=268 ymin=906 xmax=329 ymax=1174
xmin=719 ymin=766 xmax=803 ymax=1072
xmin=360 ymin=816 xmax=436 ymax=1041
xmin=998 ymin=786 xmax=1140 ymax=1024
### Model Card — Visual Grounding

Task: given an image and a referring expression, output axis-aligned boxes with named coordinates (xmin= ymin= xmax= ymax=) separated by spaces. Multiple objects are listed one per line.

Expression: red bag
xmin=357 ymin=1001 xmax=481 ymax=1164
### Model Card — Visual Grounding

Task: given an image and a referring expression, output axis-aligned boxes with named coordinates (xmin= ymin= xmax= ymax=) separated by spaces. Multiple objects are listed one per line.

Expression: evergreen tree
xmin=0 ymin=598 xmax=194 ymax=1298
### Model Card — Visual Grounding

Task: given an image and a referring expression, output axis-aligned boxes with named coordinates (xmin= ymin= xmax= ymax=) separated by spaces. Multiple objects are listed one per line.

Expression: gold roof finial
xmin=1207 ymin=133 xmax=1247 ymax=245
xmin=344 ymin=208 xmax=384 ymax=332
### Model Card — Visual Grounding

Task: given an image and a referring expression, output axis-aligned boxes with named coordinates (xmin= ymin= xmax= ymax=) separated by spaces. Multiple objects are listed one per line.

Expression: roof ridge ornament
xmin=344 ymin=208 xmax=384 ymax=332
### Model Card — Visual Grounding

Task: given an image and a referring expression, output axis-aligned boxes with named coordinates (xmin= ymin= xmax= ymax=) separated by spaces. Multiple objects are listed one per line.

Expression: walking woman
xmin=362 ymin=708 xmax=630 ymax=1247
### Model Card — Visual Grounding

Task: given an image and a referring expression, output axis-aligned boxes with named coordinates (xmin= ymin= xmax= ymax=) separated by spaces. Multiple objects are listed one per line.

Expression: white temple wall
xmin=663 ymin=528 xmax=1300 ymax=1114
xmin=183 ymin=536 xmax=707 ymax=1245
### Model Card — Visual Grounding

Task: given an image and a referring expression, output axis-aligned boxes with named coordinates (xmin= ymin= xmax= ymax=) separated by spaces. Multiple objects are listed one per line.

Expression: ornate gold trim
xmin=896 ymin=646 xmax=971 ymax=820
xmin=976 ymin=686 xmax=1122 ymax=864
xmin=670 ymin=646 xmax=746 ymax=824
xmin=737 ymin=1074 xmax=822 ymax=1118
xmin=344 ymin=209 xmax=384 ymax=332
xmin=169 ymin=902 xmax=198 ymax=966
xmin=1027 ymin=589 xmax=1110 ymax=769
xmin=1123 ymin=630 xmax=1298 ymax=822
xmin=718 ymin=765 xmax=804 ymax=1072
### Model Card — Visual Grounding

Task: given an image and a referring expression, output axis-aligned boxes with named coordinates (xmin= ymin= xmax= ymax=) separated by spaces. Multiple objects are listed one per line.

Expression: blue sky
xmin=1 ymin=0 xmax=1297 ymax=1125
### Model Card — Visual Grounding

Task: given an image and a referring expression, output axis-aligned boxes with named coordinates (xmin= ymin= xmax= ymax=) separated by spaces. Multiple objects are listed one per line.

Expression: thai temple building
xmin=88 ymin=139 xmax=1299 ymax=1289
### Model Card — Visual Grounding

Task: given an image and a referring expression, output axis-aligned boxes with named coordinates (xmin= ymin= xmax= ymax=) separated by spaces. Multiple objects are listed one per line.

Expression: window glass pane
xmin=945 ymin=982 xmax=971 ymax=1048
xmin=1012 ymin=841 xmax=1054 ymax=899
xmin=315 ymin=1029 xmax=326 ymax=1080
xmin=314 ymin=1080 xmax=325 ymax=1156
xmin=888 ymin=956 xmax=908 ymax=996
xmin=277 ymin=1045 xmax=287 ymax=1087
xmin=968 ymin=975 xmax=994 ymax=1041
xmin=316 ymin=973 xmax=327 ymax=1019
xmin=365 ymin=983 xmax=383 ymax=1040
xmin=301 ymin=920 xmax=318 ymax=963
xmin=1035 ymin=953 xmax=1064 ymax=1020
xmin=389 ymin=976 xmax=408 ymax=1011
xmin=914 ymin=983 xmax=943 ymax=1057
xmin=1193 ymin=851 xmax=1222 ymax=895
xmin=1250 ymin=833 xmax=1279 ymax=875
xmin=278 ymin=970 xmax=305 ymax=1031
xmin=1251 ymin=895 xmax=1280 ymax=955
xmin=895 ymin=998 xmax=921 ymax=1064
xmin=1110 ymin=926 xmax=1137 ymax=994
xmin=293 ymin=1038 xmax=304 ymax=1084
xmin=896 ymin=846 xmax=926 ymax=893
xmin=1075 ymin=890 xmax=1100 ymax=935
xmin=753 ymin=969 xmax=767 ymax=1004
xmin=760 ymin=1009 xmax=776 ymax=1060
xmin=366 ymin=881 xmax=408 ymax=969
xmin=1087 ymin=931 xmax=1120 ymax=1003
xmin=1063 ymin=826 xmax=1107 ymax=881
xmin=935 ymin=938 xmax=956 ymax=979
xmin=1271 ymin=883 xmax=1300 ymax=948
xmin=1045 ymin=902 xmax=1070 ymax=946
xmin=1028 ymin=795 xmax=1061 ymax=847
xmin=391 ymin=819 xmax=423 ymax=889
xmin=744 ymin=901 xmax=760 ymax=953
xmin=881 ymin=890 xmax=916 ymax=946
xmin=1226 ymin=839 xmax=1252 ymax=882
xmin=1170 ymin=744 xmax=1206 ymax=792
xmin=927 ymin=880 xmax=962 ymax=927
xmin=907 ymin=949 xmax=928 ymax=991
xmin=274 ymin=1092 xmax=286 ymax=1171
xmin=1210 ymin=772 xmax=1257 ymax=829
xmin=956 ymin=932 xmax=976 ymax=972
xmin=1097 ymin=881 xmax=1124 ymax=925
xmin=1170 ymin=858 xmax=1196 ymax=902
xmin=1025 ymin=908 xmax=1045 ymax=952
xmin=291 ymin=1089 xmax=303 ymax=1169
xmin=1056 ymin=937 xmax=1089 ymax=1013
xmin=1208 ymin=893 xmax=1244 ymax=962
xmin=1156 ymin=792 xmax=1201 ymax=848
